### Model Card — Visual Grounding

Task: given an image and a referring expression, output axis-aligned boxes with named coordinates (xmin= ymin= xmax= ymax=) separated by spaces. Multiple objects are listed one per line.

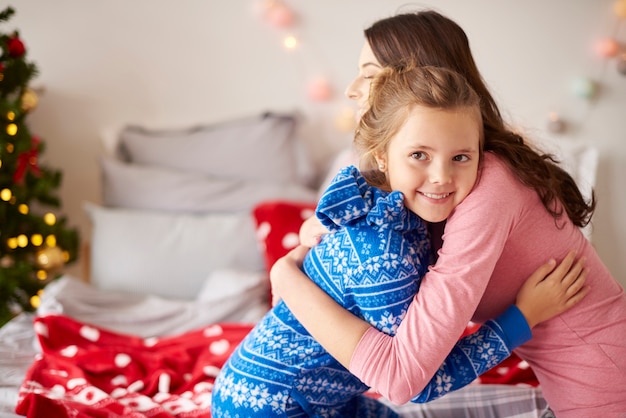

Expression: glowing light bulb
xmin=0 ymin=188 xmax=11 ymax=201
xmin=37 ymin=252 xmax=50 ymax=266
xmin=6 ymin=123 xmax=17 ymax=136
xmin=17 ymin=234 xmax=28 ymax=248
xmin=7 ymin=111 xmax=15 ymax=121
xmin=7 ymin=238 xmax=18 ymax=249
xmin=30 ymin=294 xmax=41 ymax=308
xmin=31 ymin=234 xmax=43 ymax=246
xmin=45 ymin=235 xmax=57 ymax=247
xmin=283 ymin=35 xmax=298 ymax=49
xmin=18 ymin=204 xmax=28 ymax=214
xmin=36 ymin=270 xmax=47 ymax=280
xmin=43 ymin=212 xmax=56 ymax=226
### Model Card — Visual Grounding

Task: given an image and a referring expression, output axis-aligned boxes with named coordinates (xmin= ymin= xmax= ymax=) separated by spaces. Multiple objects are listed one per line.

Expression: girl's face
xmin=345 ymin=41 xmax=382 ymax=119
xmin=377 ymin=106 xmax=481 ymax=223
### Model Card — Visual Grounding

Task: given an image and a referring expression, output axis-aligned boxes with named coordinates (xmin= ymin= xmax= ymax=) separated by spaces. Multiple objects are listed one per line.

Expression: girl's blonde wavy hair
xmin=355 ymin=65 xmax=483 ymax=190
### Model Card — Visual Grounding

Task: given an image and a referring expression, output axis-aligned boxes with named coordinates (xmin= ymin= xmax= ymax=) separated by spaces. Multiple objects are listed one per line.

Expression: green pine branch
xmin=0 ymin=5 xmax=80 ymax=327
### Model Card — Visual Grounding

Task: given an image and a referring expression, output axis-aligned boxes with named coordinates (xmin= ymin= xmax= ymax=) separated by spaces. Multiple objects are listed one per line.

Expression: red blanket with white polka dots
xmin=15 ymin=314 xmax=252 ymax=418
xmin=15 ymin=313 xmax=538 ymax=417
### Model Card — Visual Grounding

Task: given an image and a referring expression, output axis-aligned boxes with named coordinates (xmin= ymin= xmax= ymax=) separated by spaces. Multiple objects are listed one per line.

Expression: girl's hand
xmin=269 ymin=245 xmax=309 ymax=306
xmin=299 ymin=216 xmax=329 ymax=248
xmin=516 ymin=250 xmax=589 ymax=328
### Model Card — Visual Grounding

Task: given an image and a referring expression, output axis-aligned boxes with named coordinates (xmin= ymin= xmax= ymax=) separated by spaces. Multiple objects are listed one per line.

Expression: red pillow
xmin=252 ymin=200 xmax=317 ymax=304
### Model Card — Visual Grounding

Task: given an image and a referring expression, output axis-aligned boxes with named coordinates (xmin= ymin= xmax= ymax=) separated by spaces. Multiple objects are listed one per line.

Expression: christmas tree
xmin=0 ymin=6 xmax=79 ymax=326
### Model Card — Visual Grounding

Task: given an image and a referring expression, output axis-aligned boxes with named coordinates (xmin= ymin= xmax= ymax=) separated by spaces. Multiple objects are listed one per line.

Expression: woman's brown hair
xmin=364 ymin=10 xmax=595 ymax=227
xmin=355 ymin=65 xmax=483 ymax=191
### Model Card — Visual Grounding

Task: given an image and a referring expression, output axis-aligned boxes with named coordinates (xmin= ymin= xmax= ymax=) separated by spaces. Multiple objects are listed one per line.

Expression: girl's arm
xmin=270 ymin=245 xmax=367 ymax=365
xmin=271 ymin=246 xmax=587 ymax=398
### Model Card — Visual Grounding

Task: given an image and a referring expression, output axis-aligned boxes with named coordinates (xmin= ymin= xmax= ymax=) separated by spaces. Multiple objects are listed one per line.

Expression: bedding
xmin=0 ymin=292 xmax=552 ymax=418
xmin=116 ymin=112 xmax=316 ymax=187
xmin=101 ymin=157 xmax=318 ymax=214
xmin=0 ymin=112 xmax=584 ymax=417
xmin=16 ymin=314 xmax=251 ymax=417
xmin=85 ymin=203 xmax=265 ymax=300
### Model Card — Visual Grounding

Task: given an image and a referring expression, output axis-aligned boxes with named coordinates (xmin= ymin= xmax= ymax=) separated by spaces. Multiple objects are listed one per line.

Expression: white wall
xmin=8 ymin=0 xmax=626 ymax=287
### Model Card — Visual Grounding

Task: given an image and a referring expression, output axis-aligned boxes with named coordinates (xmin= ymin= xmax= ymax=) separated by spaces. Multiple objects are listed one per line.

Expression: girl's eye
xmin=453 ymin=154 xmax=470 ymax=162
xmin=411 ymin=152 xmax=428 ymax=161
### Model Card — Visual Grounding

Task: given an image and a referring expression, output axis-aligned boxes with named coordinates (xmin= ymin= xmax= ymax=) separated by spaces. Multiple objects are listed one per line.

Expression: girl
xmin=211 ymin=65 xmax=586 ymax=417
xmin=271 ymin=10 xmax=626 ymax=418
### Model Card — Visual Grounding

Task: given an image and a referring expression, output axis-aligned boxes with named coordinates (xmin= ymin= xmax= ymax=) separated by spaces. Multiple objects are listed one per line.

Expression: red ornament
xmin=7 ymin=35 xmax=26 ymax=57
xmin=13 ymin=136 xmax=42 ymax=183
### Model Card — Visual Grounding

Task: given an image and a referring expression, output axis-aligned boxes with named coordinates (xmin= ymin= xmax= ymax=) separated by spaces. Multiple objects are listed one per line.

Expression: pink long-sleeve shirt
xmin=351 ymin=152 xmax=626 ymax=417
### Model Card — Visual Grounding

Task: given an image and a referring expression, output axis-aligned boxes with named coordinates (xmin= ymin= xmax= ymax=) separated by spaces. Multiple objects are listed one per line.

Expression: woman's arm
xmin=411 ymin=251 xmax=588 ymax=403
xmin=271 ymin=246 xmax=587 ymax=401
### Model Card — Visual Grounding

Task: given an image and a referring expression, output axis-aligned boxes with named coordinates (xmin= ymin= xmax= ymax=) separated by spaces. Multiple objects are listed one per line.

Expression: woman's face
xmin=345 ymin=41 xmax=382 ymax=120
xmin=377 ymin=106 xmax=481 ymax=223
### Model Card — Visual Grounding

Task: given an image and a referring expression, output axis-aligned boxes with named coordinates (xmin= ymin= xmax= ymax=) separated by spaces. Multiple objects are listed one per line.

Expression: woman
xmin=271 ymin=10 xmax=626 ymax=417
xmin=212 ymin=65 xmax=585 ymax=417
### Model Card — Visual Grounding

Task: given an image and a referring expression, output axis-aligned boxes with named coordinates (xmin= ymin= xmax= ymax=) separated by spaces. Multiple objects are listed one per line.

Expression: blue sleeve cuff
xmin=495 ymin=305 xmax=532 ymax=349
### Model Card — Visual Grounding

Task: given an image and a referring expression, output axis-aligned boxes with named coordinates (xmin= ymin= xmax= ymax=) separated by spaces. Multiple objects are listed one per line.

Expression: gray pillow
xmin=117 ymin=112 xmax=316 ymax=187
xmin=85 ymin=203 xmax=265 ymax=300
xmin=101 ymin=157 xmax=318 ymax=213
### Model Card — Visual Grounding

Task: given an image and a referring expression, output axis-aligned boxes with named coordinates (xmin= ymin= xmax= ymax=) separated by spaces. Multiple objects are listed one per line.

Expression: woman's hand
xmin=516 ymin=250 xmax=589 ymax=328
xmin=299 ymin=215 xmax=329 ymax=247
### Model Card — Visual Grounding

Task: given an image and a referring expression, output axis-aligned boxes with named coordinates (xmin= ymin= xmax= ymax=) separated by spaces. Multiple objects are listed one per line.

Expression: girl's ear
xmin=374 ymin=153 xmax=387 ymax=172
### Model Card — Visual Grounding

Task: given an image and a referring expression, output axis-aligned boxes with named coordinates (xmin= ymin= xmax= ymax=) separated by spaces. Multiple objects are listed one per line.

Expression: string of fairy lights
xmin=258 ymin=0 xmax=625 ymax=136
xmin=256 ymin=0 xmax=357 ymax=134
xmin=1 ymin=104 xmax=69 ymax=292
xmin=547 ymin=0 xmax=626 ymax=133
xmin=0 ymin=13 xmax=75 ymax=314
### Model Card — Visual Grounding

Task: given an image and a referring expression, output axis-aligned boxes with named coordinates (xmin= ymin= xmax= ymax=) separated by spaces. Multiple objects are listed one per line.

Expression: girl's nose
xmin=430 ymin=161 xmax=453 ymax=184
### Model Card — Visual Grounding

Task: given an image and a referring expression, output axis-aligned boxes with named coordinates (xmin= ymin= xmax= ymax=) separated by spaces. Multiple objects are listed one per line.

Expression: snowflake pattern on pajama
xmin=211 ymin=166 xmax=516 ymax=417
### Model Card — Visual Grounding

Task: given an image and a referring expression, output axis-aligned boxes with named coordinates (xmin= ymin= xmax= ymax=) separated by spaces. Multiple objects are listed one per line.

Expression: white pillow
xmin=101 ymin=157 xmax=318 ymax=213
xmin=117 ymin=112 xmax=316 ymax=187
xmin=85 ymin=203 xmax=265 ymax=300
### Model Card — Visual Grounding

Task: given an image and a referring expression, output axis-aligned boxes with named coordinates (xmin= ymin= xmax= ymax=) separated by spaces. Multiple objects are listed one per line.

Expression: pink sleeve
xmin=349 ymin=155 xmax=518 ymax=404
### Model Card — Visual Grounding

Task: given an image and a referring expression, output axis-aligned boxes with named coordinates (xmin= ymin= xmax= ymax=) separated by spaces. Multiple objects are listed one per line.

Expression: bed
xmin=1 ymin=111 xmax=596 ymax=417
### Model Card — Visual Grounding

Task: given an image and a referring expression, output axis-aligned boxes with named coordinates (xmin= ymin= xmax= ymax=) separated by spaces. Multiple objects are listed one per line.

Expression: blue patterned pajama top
xmin=211 ymin=166 xmax=529 ymax=417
